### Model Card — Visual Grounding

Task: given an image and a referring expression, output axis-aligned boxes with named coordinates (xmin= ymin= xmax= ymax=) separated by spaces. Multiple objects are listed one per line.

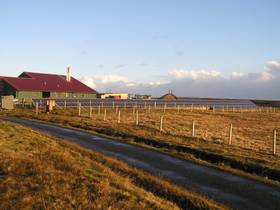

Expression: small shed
xmin=1 ymin=95 xmax=14 ymax=110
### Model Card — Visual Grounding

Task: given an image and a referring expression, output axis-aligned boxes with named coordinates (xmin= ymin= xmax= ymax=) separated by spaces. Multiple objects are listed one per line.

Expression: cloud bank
xmin=80 ymin=61 xmax=280 ymax=100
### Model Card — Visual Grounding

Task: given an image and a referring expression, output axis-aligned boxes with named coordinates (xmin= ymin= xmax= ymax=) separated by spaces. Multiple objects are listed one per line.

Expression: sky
xmin=0 ymin=0 xmax=280 ymax=99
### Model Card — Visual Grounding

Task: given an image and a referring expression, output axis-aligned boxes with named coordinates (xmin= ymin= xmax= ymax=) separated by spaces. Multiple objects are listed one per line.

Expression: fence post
xmin=133 ymin=106 xmax=136 ymax=117
xmin=89 ymin=105 xmax=92 ymax=118
xmin=273 ymin=129 xmax=277 ymax=155
xmin=103 ymin=109 xmax=107 ymax=121
xmin=164 ymin=103 xmax=166 ymax=114
xmin=98 ymin=105 xmax=101 ymax=115
xmin=64 ymin=100 xmax=67 ymax=110
xmin=78 ymin=103 xmax=81 ymax=116
xmin=136 ymin=110 xmax=139 ymax=126
xmin=35 ymin=102 xmax=39 ymax=115
xmin=229 ymin=124 xmax=233 ymax=145
xmin=192 ymin=120 xmax=195 ymax=137
xmin=177 ymin=105 xmax=180 ymax=113
xmin=160 ymin=116 xmax=164 ymax=132
xmin=154 ymin=101 xmax=157 ymax=109
xmin=118 ymin=110 xmax=121 ymax=123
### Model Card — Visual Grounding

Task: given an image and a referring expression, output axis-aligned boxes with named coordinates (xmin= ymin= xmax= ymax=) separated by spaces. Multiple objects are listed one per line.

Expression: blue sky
xmin=1 ymin=0 xmax=280 ymax=98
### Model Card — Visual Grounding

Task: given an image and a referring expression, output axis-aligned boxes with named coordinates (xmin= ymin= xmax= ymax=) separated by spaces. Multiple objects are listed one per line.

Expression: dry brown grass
xmin=3 ymin=106 xmax=280 ymax=184
xmin=0 ymin=119 xmax=225 ymax=210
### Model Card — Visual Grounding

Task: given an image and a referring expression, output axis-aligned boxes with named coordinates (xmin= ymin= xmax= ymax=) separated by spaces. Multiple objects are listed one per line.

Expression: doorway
xmin=42 ymin=92 xmax=51 ymax=98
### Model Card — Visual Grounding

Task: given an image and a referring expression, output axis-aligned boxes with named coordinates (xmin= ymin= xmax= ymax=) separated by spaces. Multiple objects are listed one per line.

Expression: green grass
xmin=0 ymin=119 xmax=225 ymax=210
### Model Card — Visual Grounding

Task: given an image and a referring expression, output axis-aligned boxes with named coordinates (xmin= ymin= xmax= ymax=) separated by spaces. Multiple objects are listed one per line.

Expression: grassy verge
xmin=3 ymin=107 xmax=280 ymax=186
xmin=0 ymin=119 xmax=226 ymax=210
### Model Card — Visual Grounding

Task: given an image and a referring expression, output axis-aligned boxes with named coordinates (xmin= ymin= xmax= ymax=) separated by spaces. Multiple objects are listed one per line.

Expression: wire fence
xmin=31 ymin=101 xmax=280 ymax=156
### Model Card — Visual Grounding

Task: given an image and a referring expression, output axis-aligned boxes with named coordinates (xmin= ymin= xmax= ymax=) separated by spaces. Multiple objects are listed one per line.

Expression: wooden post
xmin=112 ymin=101 xmax=115 ymax=108
xmin=78 ymin=103 xmax=81 ymax=116
xmin=35 ymin=102 xmax=39 ymax=115
xmin=136 ymin=110 xmax=139 ymax=126
xmin=160 ymin=116 xmax=164 ymax=132
xmin=164 ymin=103 xmax=166 ymax=114
xmin=192 ymin=120 xmax=195 ymax=137
xmin=191 ymin=104 xmax=193 ymax=112
xmin=118 ymin=110 xmax=121 ymax=123
xmin=115 ymin=106 xmax=118 ymax=115
xmin=89 ymin=105 xmax=92 ymax=118
xmin=133 ymin=106 xmax=136 ymax=117
xmin=101 ymin=101 xmax=104 ymax=109
xmin=98 ymin=105 xmax=101 ymax=115
xmin=103 ymin=109 xmax=107 ymax=121
xmin=154 ymin=101 xmax=157 ymax=109
xmin=273 ymin=130 xmax=277 ymax=155
xmin=64 ymin=100 xmax=67 ymax=110
xmin=229 ymin=124 xmax=233 ymax=145
xmin=177 ymin=105 xmax=180 ymax=113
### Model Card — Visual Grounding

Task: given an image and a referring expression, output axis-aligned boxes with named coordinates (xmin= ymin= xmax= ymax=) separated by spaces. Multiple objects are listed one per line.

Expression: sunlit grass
xmin=0 ymin=120 xmax=225 ymax=210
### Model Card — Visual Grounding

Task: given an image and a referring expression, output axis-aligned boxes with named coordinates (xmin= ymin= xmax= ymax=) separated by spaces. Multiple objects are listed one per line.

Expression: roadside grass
xmin=0 ymin=120 xmax=226 ymax=210
xmin=3 ymin=107 xmax=280 ymax=185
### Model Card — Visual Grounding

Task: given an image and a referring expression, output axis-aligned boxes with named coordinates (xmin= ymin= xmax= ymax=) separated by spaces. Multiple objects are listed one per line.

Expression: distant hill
xmin=251 ymin=100 xmax=280 ymax=107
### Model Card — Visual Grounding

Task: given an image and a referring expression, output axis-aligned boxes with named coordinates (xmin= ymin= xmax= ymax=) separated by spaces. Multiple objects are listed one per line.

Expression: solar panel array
xmin=32 ymin=98 xmax=257 ymax=109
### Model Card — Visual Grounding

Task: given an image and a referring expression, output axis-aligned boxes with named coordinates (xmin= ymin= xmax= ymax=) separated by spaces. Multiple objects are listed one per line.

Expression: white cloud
xmin=80 ymin=60 xmax=280 ymax=99
xmin=231 ymin=72 xmax=244 ymax=80
xmin=266 ymin=60 xmax=280 ymax=72
xmin=80 ymin=74 xmax=135 ymax=91
xmin=168 ymin=69 xmax=222 ymax=80
xmin=80 ymin=77 xmax=97 ymax=89
xmin=259 ymin=71 xmax=272 ymax=81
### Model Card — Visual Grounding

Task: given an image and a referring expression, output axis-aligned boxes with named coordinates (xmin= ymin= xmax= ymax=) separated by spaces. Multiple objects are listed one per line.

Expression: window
xmin=42 ymin=92 xmax=50 ymax=98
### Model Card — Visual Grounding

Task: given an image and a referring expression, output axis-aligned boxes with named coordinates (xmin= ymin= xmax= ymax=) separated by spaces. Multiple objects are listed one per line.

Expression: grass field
xmin=0 ymin=120 xmax=225 ymax=210
xmin=3 ymin=106 xmax=280 ymax=185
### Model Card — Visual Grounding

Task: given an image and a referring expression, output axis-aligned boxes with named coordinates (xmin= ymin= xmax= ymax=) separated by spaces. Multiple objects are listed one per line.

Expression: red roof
xmin=0 ymin=72 xmax=96 ymax=93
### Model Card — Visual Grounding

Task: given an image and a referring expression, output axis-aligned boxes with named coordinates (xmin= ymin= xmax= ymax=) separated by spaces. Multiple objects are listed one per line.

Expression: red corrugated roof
xmin=0 ymin=72 xmax=96 ymax=93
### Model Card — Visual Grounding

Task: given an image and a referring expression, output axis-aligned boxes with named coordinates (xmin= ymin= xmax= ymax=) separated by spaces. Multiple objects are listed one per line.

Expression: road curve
xmin=1 ymin=116 xmax=280 ymax=210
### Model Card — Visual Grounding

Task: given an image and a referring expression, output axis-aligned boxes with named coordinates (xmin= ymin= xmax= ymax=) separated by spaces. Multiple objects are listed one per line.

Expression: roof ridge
xmin=23 ymin=71 xmax=67 ymax=77
xmin=0 ymin=76 xmax=35 ymax=80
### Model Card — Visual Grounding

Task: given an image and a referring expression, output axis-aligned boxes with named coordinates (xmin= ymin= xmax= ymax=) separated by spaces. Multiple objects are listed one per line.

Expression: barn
xmin=0 ymin=69 xmax=97 ymax=103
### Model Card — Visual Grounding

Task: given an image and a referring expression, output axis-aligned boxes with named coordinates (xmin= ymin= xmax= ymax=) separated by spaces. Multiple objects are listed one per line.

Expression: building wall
xmin=100 ymin=93 xmax=128 ymax=100
xmin=0 ymin=80 xmax=4 ymax=92
xmin=17 ymin=91 xmax=42 ymax=103
xmin=0 ymin=81 xmax=16 ymax=97
xmin=16 ymin=91 xmax=96 ymax=103
xmin=50 ymin=92 xmax=96 ymax=99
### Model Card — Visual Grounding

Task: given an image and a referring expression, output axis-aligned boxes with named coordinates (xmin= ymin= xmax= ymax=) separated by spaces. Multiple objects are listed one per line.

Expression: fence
xmin=32 ymin=98 xmax=257 ymax=109
xmin=32 ymin=101 xmax=280 ymax=156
